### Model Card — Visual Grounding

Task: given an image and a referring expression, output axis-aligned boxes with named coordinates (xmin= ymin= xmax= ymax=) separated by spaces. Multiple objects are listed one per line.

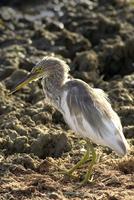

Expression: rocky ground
xmin=0 ymin=0 xmax=134 ymax=199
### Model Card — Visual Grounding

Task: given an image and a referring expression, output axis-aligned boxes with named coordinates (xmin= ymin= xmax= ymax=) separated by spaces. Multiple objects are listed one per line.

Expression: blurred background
xmin=0 ymin=1 xmax=134 ymax=199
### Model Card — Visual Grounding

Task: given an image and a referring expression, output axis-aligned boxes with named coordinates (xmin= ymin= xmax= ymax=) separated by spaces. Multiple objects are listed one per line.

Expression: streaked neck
xmin=42 ymin=71 xmax=68 ymax=95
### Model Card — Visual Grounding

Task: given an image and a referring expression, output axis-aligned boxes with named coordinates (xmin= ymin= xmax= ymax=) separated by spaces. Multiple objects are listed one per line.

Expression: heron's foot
xmin=76 ymin=165 xmax=95 ymax=188
xmin=65 ymin=147 xmax=90 ymax=176
xmin=62 ymin=169 xmax=77 ymax=178
xmin=79 ymin=141 xmax=97 ymax=186
xmin=80 ymin=168 xmax=94 ymax=186
xmin=59 ymin=140 xmax=97 ymax=185
xmin=58 ymin=149 xmax=90 ymax=181
xmin=57 ymin=167 xmax=77 ymax=179
xmin=75 ymin=176 xmax=94 ymax=188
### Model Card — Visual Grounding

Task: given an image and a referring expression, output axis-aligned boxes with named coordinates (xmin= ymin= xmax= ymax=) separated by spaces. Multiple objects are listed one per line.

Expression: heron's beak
xmin=9 ymin=71 xmax=39 ymax=95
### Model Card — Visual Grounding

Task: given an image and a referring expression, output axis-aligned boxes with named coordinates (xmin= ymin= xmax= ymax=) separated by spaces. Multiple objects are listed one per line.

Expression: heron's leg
xmin=66 ymin=141 xmax=90 ymax=175
xmin=80 ymin=141 xmax=97 ymax=185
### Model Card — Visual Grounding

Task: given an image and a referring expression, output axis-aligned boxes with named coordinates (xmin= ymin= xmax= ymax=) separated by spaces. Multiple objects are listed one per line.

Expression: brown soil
xmin=0 ymin=0 xmax=134 ymax=199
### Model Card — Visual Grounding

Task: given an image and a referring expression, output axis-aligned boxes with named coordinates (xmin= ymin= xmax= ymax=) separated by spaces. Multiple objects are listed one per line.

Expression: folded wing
xmin=61 ymin=79 xmax=129 ymax=156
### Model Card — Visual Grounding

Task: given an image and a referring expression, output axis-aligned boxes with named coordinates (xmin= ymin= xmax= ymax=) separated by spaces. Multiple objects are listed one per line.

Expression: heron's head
xmin=9 ymin=56 xmax=69 ymax=94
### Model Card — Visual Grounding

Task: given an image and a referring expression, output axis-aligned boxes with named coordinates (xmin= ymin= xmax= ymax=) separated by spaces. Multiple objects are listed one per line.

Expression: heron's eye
xmin=37 ymin=67 xmax=42 ymax=72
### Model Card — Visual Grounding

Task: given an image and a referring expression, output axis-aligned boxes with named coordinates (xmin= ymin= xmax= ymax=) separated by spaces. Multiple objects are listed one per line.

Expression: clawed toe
xmin=58 ymin=168 xmax=77 ymax=179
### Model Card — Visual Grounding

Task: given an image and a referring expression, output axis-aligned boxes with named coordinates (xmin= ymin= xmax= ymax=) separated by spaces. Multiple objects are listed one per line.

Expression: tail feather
xmin=102 ymin=110 xmax=130 ymax=156
xmin=115 ymin=138 xmax=129 ymax=156
xmin=108 ymin=129 xmax=130 ymax=156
